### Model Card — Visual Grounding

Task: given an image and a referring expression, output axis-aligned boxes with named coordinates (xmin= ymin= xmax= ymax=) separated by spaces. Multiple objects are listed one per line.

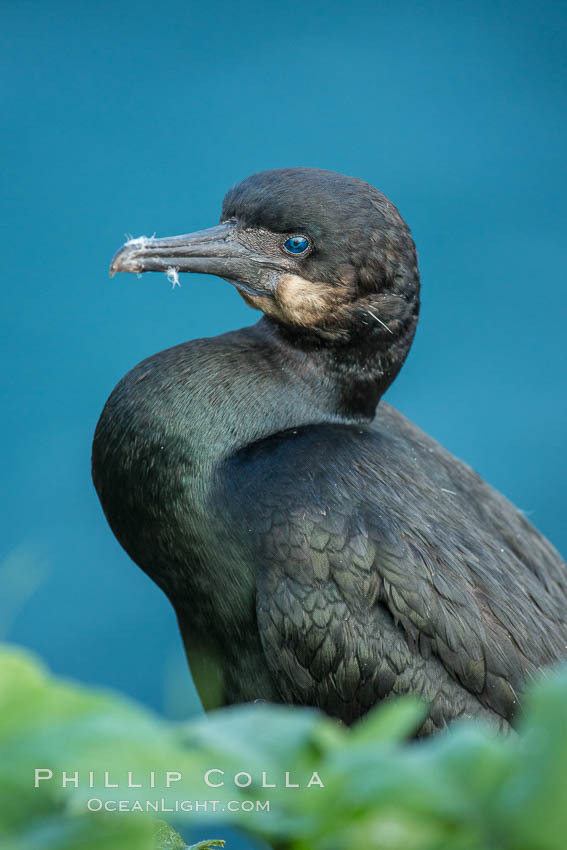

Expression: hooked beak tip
xmin=109 ymin=238 xmax=150 ymax=277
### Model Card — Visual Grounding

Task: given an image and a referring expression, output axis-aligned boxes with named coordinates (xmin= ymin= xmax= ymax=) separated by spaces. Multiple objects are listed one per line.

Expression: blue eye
xmin=284 ymin=235 xmax=310 ymax=255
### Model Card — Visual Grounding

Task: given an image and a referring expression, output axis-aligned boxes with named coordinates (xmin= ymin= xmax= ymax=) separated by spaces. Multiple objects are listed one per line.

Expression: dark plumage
xmin=93 ymin=168 xmax=567 ymax=734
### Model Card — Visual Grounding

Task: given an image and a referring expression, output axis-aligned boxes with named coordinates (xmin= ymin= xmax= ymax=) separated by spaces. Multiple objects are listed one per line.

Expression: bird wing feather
xmin=219 ymin=410 xmax=567 ymax=727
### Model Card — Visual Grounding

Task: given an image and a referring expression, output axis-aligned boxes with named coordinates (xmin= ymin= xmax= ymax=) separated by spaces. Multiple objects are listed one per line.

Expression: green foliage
xmin=1 ymin=643 xmax=567 ymax=850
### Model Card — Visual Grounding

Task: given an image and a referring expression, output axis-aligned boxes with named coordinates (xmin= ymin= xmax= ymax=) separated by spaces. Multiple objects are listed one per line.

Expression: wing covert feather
xmin=219 ymin=409 xmax=567 ymax=728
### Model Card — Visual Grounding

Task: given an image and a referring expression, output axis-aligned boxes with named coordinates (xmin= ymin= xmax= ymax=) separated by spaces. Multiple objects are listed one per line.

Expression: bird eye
xmin=283 ymin=235 xmax=310 ymax=255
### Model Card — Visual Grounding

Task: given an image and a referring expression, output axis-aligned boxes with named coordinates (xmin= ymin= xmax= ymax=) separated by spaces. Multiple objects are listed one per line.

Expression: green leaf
xmin=4 ymin=642 xmax=567 ymax=850
xmin=493 ymin=665 xmax=567 ymax=849
xmin=349 ymin=696 xmax=427 ymax=745
xmin=153 ymin=820 xmax=190 ymax=849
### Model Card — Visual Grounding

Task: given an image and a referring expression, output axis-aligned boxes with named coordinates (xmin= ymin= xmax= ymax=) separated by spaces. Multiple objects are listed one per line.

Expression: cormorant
xmin=93 ymin=168 xmax=567 ymax=735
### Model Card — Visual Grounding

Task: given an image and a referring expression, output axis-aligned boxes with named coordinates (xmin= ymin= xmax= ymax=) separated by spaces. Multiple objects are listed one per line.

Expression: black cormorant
xmin=92 ymin=168 xmax=567 ymax=735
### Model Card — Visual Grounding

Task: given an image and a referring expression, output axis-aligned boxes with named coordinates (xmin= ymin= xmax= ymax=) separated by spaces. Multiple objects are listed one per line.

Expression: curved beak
xmin=110 ymin=222 xmax=279 ymax=297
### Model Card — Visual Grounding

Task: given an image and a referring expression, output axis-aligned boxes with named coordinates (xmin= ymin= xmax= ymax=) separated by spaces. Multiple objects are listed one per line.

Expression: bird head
xmin=110 ymin=168 xmax=420 ymax=414
xmin=111 ymin=167 xmax=419 ymax=338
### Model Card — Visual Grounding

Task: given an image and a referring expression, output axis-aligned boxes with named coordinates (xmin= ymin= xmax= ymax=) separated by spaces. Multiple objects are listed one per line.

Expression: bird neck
xmin=108 ymin=306 xmax=418 ymax=474
xmin=259 ymin=295 xmax=418 ymax=421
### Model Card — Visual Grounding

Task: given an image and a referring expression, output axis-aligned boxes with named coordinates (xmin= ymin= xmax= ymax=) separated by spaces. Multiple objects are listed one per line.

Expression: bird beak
xmin=109 ymin=221 xmax=278 ymax=297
